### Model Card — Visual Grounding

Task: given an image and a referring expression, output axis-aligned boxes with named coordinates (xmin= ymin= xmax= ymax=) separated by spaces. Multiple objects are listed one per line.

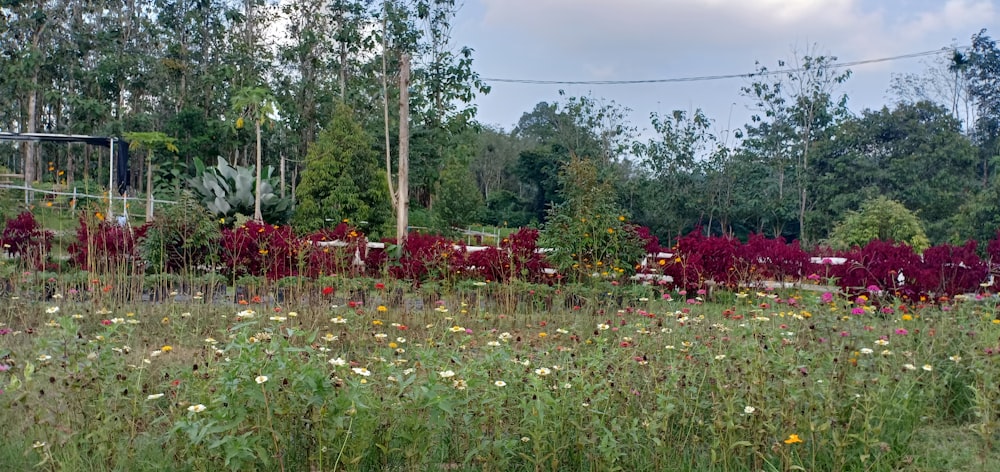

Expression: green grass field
xmin=2 ymin=285 xmax=1000 ymax=471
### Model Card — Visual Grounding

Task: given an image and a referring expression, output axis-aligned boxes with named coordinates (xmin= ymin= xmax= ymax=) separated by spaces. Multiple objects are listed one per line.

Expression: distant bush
xmin=0 ymin=211 xmax=53 ymax=270
xmin=828 ymin=196 xmax=930 ymax=252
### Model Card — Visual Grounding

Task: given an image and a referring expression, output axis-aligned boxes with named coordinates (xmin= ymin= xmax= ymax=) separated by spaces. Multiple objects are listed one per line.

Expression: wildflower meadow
xmin=2 ymin=279 xmax=1000 ymax=471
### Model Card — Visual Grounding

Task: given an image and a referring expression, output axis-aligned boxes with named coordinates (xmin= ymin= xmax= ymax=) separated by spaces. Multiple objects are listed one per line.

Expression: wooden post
xmin=396 ymin=53 xmax=410 ymax=244
xmin=280 ymin=152 xmax=286 ymax=199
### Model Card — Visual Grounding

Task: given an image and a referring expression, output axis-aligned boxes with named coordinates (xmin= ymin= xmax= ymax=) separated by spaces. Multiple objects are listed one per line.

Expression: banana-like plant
xmin=188 ymin=157 xmax=292 ymax=225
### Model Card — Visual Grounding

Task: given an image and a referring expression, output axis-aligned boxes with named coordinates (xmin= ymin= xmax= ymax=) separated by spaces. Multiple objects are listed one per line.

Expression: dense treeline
xmin=1 ymin=2 xmax=998 ymax=248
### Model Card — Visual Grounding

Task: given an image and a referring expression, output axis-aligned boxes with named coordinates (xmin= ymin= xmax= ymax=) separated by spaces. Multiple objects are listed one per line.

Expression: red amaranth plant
xmin=0 ymin=211 xmax=53 ymax=270
xmin=467 ymin=228 xmax=552 ymax=283
xmin=302 ymin=223 xmax=367 ymax=277
xmin=68 ymin=214 xmax=142 ymax=274
xmin=385 ymin=232 xmax=468 ymax=282
xmin=219 ymin=222 xmax=297 ymax=280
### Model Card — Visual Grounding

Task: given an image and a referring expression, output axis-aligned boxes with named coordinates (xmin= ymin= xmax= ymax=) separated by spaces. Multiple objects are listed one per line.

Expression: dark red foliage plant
xmin=467 ymin=228 xmax=552 ymax=283
xmin=301 ymin=223 xmax=367 ymax=278
xmin=68 ymin=213 xmax=141 ymax=274
xmin=219 ymin=221 xmax=298 ymax=280
xmin=385 ymin=232 xmax=468 ymax=282
xmin=0 ymin=211 xmax=53 ymax=270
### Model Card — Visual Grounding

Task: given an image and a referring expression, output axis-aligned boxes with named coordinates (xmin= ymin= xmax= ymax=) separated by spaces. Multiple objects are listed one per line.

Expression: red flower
xmin=374 ymin=282 xmax=385 ymax=290
xmin=322 ymin=286 xmax=334 ymax=296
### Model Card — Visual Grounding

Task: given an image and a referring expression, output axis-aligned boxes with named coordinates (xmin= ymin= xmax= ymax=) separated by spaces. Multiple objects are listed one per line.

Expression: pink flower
xmin=840 ymin=331 xmax=850 ymax=337
xmin=851 ymin=307 xmax=865 ymax=315
xmin=821 ymin=292 xmax=834 ymax=303
xmin=895 ymin=328 xmax=909 ymax=336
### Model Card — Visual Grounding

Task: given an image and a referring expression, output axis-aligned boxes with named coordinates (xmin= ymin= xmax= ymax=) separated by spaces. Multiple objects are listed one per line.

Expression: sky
xmin=451 ymin=0 xmax=999 ymax=139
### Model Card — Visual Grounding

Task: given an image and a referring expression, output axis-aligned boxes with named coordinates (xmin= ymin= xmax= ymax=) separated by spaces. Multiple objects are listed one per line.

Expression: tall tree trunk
xmin=280 ymin=152 xmax=286 ymax=199
xmin=254 ymin=119 xmax=263 ymax=222
xmin=381 ymin=8 xmax=396 ymax=212
xmin=24 ymin=85 xmax=38 ymax=202
xmin=146 ymin=152 xmax=155 ymax=221
xmin=396 ymin=53 xmax=410 ymax=243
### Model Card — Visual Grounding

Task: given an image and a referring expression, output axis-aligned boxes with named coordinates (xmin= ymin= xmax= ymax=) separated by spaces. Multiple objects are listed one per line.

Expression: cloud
xmin=478 ymin=0 xmax=994 ymax=66
xmin=462 ymin=0 xmax=997 ymax=130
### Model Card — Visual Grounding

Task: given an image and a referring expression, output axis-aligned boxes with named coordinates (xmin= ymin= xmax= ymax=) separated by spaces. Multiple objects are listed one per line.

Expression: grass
xmin=1 ymin=282 xmax=1000 ymax=471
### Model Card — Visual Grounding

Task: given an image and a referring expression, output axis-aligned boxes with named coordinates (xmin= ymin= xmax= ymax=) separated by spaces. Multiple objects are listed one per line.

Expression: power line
xmin=482 ymin=47 xmax=964 ymax=86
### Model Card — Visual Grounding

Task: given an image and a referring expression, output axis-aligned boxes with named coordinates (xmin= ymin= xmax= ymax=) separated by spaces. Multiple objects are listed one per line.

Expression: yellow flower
xmin=618 ymin=215 xmax=625 ymax=221
xmin=607 ymin=228 xmax=614 ymax=234
xmin=373 ymin=320 xmax=383 ymax=326
xmin=784 ymin=434 xmax=803 ymax=444
xmin=377 ymin=305 xmax=388 ymax=312
xmin=901 ymin=314 xmax=913 ymax=321
xmin=161 ymin=345 xmax=173 ymax=352
xmin=538 ymin=332 xmax=547 ymax=338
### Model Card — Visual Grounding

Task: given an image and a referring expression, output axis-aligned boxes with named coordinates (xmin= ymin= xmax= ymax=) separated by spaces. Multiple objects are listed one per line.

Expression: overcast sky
xmin=451 ymin=0 xmax=999 ymax=138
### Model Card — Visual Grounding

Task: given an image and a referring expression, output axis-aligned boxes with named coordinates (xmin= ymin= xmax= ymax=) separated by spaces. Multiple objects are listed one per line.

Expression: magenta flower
xmin=821 ymin=292 xmax=834 ymax=303
xmin=851 ymin=307 xmax=865 ymax=315
xmin=895 ymin=328 xmax=909 ymax=336
xmin=840 ymin=331 xmax=850 ymax=337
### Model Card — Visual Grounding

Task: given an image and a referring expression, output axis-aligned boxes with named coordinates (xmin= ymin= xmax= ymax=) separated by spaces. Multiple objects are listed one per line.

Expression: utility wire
xmin=482 ymin=47 xmax=964 ymax=85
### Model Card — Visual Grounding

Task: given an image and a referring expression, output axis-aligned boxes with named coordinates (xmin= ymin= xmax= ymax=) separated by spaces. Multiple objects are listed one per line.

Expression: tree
xmin=124 ymin=132 xmax=178 ymax=221
xmin=827 ymin=196 xmax=930 ymax=252
xmin=540 ymin=156 xmax=645 ymax=282
xmin=967 ymin=29 xmax=1000 ymax=185
xmin=435 ymin=157 xmax=483 ymax=227
xmin=632 ymin=109 xmax=719 ymax=239
xmin=812 ymin=101 xmax=978 ymax=243
xmin=292 ymin=103 xmax=391 ymax=236
xmin=231 ymin=86 xmax=276 ymax=222
xmin=741 ymin=48 xmax=851 ymax=243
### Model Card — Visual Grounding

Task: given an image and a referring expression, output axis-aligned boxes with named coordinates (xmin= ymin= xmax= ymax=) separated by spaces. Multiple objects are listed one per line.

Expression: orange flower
xmin=784 ymin=434 xmax=803 ymax=444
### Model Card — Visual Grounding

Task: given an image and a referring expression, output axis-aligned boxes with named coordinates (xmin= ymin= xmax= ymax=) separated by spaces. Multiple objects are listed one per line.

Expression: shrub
xmin=138 ymin=192 xmax=221 ymax=274
xmin=540 ymin=157 xmax=646 ymax=282
xmin=467 ymin=227 xmax=552 ymax=283
xmin=301 ymin=222 xmax=367 ymax=278
xmin=219 ymin=222 xmax=297 ymax=280
xmin=67 ymin=212 xmax=142 ymax=275
xmin=387 ymin=232 xmax=468 ymax=283
xmin=827 ymin=196 xmax=930 ymax=252
xmin=0 ymin=211 xmax=53 ymax=270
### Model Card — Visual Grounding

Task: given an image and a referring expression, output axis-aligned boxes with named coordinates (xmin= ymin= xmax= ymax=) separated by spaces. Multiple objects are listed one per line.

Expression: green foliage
xmin=139 ymin=192 xmax=221 ymax=274
xmin=292 ymin=103 xmax=392 ymax=236
xmin=827 ymin=196 xmax=930 ymax=251
xmin=188 ymin=157 xmax=292 ymax=225
xmin=540 ymin=157 xmax=645 ymax=281
xmin=812 ymin=101 xmax=978 ymax=244
xmin=434 ymin=159 xmax=483 ymax=227
xmin=4 ymin=289 xmax=1000 ymax=470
